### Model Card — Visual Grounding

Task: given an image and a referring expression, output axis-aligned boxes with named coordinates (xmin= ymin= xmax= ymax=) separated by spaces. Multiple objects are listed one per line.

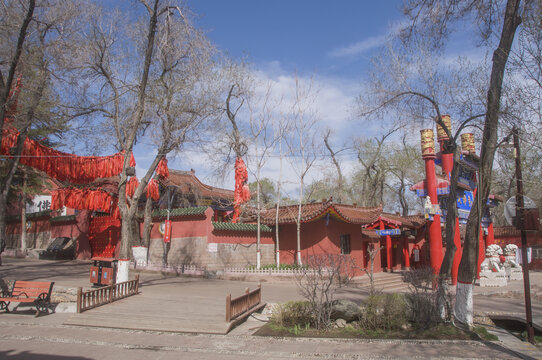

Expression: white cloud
xmin=328 ymin=19 xmax=409 ymax=59
xmin=328 ymin=35 xmax=386 ymax=58
xmin=134 ymin=61 xmax=365 ymax=197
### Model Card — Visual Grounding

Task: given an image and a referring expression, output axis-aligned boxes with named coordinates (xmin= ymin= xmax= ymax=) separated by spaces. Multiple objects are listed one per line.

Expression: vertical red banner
xmin=163 ymin=220 xmax=172 ymax=243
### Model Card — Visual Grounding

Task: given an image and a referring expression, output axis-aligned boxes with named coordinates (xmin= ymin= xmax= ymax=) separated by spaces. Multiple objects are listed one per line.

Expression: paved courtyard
xmin=1 ymin=257 xmax=541 ymax=359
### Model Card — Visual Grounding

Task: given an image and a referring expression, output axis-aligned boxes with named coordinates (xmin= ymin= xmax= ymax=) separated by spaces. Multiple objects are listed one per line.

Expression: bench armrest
xmin=15 ymin=292 xmax=29 ymax=299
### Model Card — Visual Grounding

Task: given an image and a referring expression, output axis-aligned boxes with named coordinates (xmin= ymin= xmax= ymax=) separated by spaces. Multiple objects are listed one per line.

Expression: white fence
xmin=129 ymin=262 xmax=205 ymax=275
xmin=223 ymin=267 xmax=310 ymax=276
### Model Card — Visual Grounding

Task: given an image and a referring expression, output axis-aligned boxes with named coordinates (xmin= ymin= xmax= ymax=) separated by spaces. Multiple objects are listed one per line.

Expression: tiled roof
xmin=151 ymin=206 xmax=207 ymax=218
xmin=378 ymin=213 xmax=426 ymax=228
xmin=259 ymin=201 xmax=383 ymax=225
xmin=361 ymin=229 xmax=380 ymax=239
xmin=161 ymin=169 xmax=234 ymax=201
xmin=212 ymin=222 xmax=272 ymax=232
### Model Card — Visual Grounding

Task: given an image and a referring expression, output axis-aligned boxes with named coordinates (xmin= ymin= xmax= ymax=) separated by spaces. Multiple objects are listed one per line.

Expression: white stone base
xmin=116 ymin=260 xmax=130 ymax=283
xmin=479 ymin=271 xmax=507 ymax=287
xmin=506 ymin=267 xmax=523 ymax=281
xmin=132 ymin=246 xmax=148 ymax=267
xmin=454 ymin=282 xmax=473 ymax=326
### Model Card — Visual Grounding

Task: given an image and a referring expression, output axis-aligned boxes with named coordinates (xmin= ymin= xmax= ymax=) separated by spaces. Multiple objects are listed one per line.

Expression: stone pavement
xmin=0 ymin=313 xmax=527 ymax=359
xmin=1 ymin=257 xmax=541 ymax=359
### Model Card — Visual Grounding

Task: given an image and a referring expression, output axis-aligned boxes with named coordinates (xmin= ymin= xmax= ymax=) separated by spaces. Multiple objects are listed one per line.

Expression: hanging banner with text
xmin=163 ymin=220 xmax=172 ymax=243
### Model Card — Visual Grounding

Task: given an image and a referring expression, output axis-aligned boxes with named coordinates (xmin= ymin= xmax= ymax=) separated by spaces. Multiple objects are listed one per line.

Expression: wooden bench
xmin=0 ymin=281 xmax=54 ymax=316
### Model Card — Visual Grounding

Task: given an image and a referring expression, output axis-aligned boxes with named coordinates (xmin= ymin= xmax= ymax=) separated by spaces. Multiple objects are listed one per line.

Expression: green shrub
xmin=473 ymin=326 xmax=499 ymax=341
xmin=270 ymin=301 xmax=313 ymax=328
xmin=359 ymin=293 xmax=408 ymax=331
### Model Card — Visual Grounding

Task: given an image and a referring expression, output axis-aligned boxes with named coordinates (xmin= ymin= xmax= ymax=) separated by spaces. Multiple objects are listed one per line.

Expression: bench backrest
xmin=11 ymin=281 xmax=54 ymax=298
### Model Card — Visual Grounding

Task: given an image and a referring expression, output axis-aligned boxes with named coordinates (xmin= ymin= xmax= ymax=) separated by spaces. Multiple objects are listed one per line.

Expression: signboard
xmin=457 ymin=191 xmax=474 ymax=211
xmin=26 ymin=195 xmax=66 ymax=215
xmin=26 ymin=195 xmax=51 ymax=213
xmin=416 ymin=187 xmax=450 ymax=197
xmin=375 ymin=229 xmax=401 ymax=236
xmin=208 ymin=243 xmax=218 ymax=253
xmin=163 ymin=220 xmax=172 ymax=243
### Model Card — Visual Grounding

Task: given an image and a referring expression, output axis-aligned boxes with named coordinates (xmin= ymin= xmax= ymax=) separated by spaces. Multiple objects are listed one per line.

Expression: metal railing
xmin=226 ymin=284 xmax=261 ymax=322
xmin=77 ymin=275 xmax=140 ymax=313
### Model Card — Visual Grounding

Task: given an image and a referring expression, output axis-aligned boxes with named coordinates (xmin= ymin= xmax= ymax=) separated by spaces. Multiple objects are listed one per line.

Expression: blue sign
xmin=416 ymin=187 xmax=450 ymax=197
xmin=457 ymin=191 xmax=474 ymax=211
xmin=376 ymin=229 xmax=401 ymax=236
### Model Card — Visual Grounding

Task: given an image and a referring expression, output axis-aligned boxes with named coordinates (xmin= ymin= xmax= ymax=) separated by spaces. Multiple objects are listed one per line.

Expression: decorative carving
xmin=461 ymin=133 xmax=475 ymax=154
xmin=503 ymin=244 xmax=523 ymax=281
xmin=479 ymin=244 xmax=507 ymax=287
xmin=420 ymin=129 xmax=435 ymax=158
xmin=436 ymin=115 xmax=452 ymax=141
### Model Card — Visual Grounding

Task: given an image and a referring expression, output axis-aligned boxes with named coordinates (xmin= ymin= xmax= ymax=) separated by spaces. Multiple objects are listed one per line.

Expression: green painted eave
xmin=6 ymin=210 xmax=52 ymax=222
xmin=50 ymin=215 xmax=77 ymax=223
xmin=152 ymin=206 xmax=207 ymax=219
xmin=212 ymin=221 xmax=272 ymax=232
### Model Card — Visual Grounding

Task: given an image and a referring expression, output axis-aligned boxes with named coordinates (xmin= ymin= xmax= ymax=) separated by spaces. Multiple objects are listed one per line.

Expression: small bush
xmin=402 ymin=267 xmax=441 ymax=327
xmin=270 ymin=301 xmax=313 ymax=328
xmin=359 ymin=293 xmax=408 ymax=331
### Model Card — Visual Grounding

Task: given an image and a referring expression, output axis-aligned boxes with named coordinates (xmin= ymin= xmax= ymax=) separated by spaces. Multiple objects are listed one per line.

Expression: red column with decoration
xmin=421 ymin=129 xmax=443 ymax=275
xmin=437 ymin=115 xmax=462 ymax=285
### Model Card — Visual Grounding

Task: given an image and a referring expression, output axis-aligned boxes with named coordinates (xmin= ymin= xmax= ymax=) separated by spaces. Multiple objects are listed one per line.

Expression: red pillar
xmin=403 ymin=237 xmax=410 ymax=269
xmin=477 ymin=226 xmax=485 ymax=279
xmin=451 ymin=221 xmax=462 ymax=285
xmin=421 ymin=129 xmax=443 ymax=276
xmin=486 ymin=222 xmax=495 ymax=246
xmin=438 ymin=117 xmax=461 ymax=284
xmin=380 ymin=219 xmax=392 ymax=272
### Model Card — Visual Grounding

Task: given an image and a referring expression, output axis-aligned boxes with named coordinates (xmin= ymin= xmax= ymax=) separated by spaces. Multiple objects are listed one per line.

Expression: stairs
xmin=353 ymin=271 xmax=410 ymax=293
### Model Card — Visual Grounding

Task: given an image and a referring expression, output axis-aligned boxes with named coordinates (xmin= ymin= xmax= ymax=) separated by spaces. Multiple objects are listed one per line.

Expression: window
xmin=340 ymin=234 xmax=351 ymax=255
xmin=533 ymin=246 xmax=542 ymax=260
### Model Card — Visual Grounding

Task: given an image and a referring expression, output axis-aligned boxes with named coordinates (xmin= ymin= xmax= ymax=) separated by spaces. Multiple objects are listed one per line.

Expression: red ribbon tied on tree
xmin=232 ymin=157 xmax=250 ymax=223
xmin=156 ymin=157 xmax=169 ymax=179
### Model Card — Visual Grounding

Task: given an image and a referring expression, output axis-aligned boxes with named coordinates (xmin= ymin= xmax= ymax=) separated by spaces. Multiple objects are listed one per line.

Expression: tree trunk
xmin=296 ymin=179 xmax=303 ymax=266
xmin=20 ymin=171 xmax=27 ymax=252
xmin=455 ymin=0 xmax=522 ymax=326
xmin=142 ymin=195 xmax=153 ymax=248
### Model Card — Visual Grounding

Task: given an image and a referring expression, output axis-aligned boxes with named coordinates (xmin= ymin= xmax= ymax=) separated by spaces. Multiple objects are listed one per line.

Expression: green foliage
xmin=519 ymin=331 xmax=542 ymax=344
xmin=248 ymin=178 xmax=276 ymax=206
xmin=270 ymin=301 xmax=313 ymax=328
xmin=358 ymin=293 xmax=408 ymax=331
xmin=473 ymin=326 xmax=499 ymax=341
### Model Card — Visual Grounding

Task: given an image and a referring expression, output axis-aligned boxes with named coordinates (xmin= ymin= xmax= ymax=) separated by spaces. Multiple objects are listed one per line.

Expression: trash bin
xmin=90 ymin=257 xmax=118 ymax=286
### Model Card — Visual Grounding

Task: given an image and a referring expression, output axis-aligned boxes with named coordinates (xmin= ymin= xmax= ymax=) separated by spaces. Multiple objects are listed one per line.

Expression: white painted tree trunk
xmin=454 ymin=282 xmax=473 ymax=326
xmin=116 ymin=259 xmax=130 ymax=283
xmin=257 ymin=250 xmax=261 ymax=269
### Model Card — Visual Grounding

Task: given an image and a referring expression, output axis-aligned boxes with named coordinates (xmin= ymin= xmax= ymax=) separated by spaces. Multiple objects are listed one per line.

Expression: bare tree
xmin=323 ymin=129 xmax=348 ymax=203
xmin=246 ymin=81 xmax=281 ymax=268
xmin=361 ymin=0 xmax=527 ymax=326
xmin=81 ymin=0 xmax=218 ymax=281
xmin=285 ymin=75 xmax=321 ymax=266
xmin=0 ymin=0 xmax=91 ymax=263
xmin=295 ymin=253 xmax=356 ymax=329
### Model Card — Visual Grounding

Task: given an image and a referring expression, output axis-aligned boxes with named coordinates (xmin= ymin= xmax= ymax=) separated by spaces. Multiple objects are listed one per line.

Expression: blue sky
xmin=143 ymin=0 xmax=407 ymax=191
xmin=189 ymin=1 xmax=403 ymax=79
